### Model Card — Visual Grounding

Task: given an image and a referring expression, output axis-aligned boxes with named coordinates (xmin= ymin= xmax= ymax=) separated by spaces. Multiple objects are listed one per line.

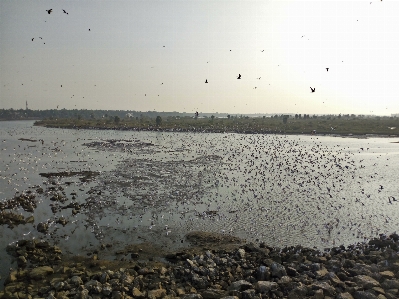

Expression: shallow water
xmin=1 ymin=121 xmax=399 ymax=288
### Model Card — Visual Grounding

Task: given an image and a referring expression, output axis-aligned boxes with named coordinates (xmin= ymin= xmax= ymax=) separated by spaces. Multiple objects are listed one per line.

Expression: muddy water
xmin=1 ymin=121 xmax=399 ymax=289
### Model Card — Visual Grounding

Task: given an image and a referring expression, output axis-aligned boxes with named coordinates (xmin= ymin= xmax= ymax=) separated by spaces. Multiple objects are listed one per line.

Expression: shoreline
xmin=1 ymin=231 xmax=399 ymax=299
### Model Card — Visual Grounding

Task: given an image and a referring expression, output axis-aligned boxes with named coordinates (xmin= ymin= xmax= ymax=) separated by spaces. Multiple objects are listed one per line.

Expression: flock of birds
xmin=31 ymin=4 xmax=381 ymax=104
xmin=0 ymin=123 xmax=398 ymax=274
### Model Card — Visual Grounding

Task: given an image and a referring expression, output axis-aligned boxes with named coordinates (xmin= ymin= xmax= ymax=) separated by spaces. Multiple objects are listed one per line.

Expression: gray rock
xmin=311 ymin=281 xmax=336 ymax=297
xmin=353 ymin=291 xmax=378 ymax=299
xmin=112 ymin=290 xmax=123 ymax=299
xmin=254 ymin=281 xmax=278 ymax=293
xmin=102 ymin=283 xmax=112 ymax=296
xmin=70 ymin=276 xmax=83 ymax=286
xmin=228 ymin=280 xmax=253 ymax=292
xmin=381 ymin=279 xmax=399 ymax=289
xmin=354 ymin=275 xmax=381 ymax=289
xmin=337 ymin=293 xmax=355 ymax=299
xmin=241 ymin=289 xmax=255 ymax=299
xmin=271 ymin=263 xmax=287 ymax=278
xmin=202 ymin=289 xmax=227 ymax=299
xmin=287 ymin=282 xmax=307 ymax=299
xmin=74 ymin=288 xmax=89 ymax=299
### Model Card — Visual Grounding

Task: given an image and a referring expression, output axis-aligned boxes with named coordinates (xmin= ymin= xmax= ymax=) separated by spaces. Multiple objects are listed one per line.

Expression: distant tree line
xmin=0 ymin=108 xmax=397 ymax=122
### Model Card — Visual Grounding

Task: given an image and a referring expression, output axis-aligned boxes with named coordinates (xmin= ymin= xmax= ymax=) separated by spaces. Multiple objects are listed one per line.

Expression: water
xmin=1 ymin=120 xmax=399 ymax=288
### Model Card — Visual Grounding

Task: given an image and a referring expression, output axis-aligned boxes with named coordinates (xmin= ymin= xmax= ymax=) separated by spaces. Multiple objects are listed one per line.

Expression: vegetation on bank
xmin=34 ymin=114 xmax=399 ymax=136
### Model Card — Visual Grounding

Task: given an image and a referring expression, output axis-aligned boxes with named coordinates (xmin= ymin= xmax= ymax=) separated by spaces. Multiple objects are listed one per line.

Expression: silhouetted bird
xmin=310 ymin=87 xmax=315 ymax=93
xmin=205 ymin=79 xmax=208 ymax=83
xmin=62 ymin=9 xmax=68 ymax=14
xmin=326 ymin=68 xmax=329 ymax=72
xmin=237 ymin=74 xmax=241 ymax=79
xmin=89 ymin=29 xmax=91 ymax=31
xmin=31 ymin=38 xmax=34 ymax=41
xmin=46 ymin=9 xmax=52 ymax=14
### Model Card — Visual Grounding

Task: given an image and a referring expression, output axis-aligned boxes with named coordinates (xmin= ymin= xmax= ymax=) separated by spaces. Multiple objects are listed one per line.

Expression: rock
xmin=286 ymin=267 xmax=298 ymax=277
xmin=381 ymin=279 xmax=399 ymax=289
xmin=202 ymin=289 xmax=227 ymax=299
xmin=220 ymin=297 xmax=239 ymax=299
xmin=228 ymin=280 xmax=253 ymax=292
xmin=37 ymin=222 xmax=49 ymax=233
xmin=102 ymin=283 xmax=113 ymax=296
xmin=29 ymin=266 xmax=54 ymax=280
xmin=353 ymin=291 xmax=378 ymax=299
xmin=254 ymin=281 xmax=278 ymax=293
xmin=311 ymin=281 xmax=336 ymax=297
xmin=181 ymin=295 xmax=203 ymax=299
xmin=70 ymin=276 xmax=83 ymax=286
xmin=354 ymin=275 xmax=381 ymax=289
xmin=313 ymin=289 xmax=324 ymax=299
xmin=270 ymin=263 xmax=287 ymax=278
xmin=236 ymin=249 xmax=245 ymax=259
xmin=132 ymin=287 xmax=146 ymax=298
xmin=379 ymin=271 xmax=395 ymax=279
xmin=148 ymin=289 xmax=167 ymax=299
xmin=337 ymin=293 xmax=354 ymax=299
xmin=112 ymin=291 xmax=123 ymax=299
xmin=241 ymin=289 xmax=255 ymax=299
xmin=287 ymin=283 xmax=307 ymax=299
xmin=75 ymin=288 xmax=90 ymax=299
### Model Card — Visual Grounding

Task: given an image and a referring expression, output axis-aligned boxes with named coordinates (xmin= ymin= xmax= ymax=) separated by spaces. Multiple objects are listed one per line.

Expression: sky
xmin=1 ymin=0 xmax=399 ymax=115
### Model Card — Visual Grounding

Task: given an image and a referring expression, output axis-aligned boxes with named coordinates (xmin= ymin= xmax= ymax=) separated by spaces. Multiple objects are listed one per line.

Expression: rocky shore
xmin=2 ymin=232 xmax=399 ymax=299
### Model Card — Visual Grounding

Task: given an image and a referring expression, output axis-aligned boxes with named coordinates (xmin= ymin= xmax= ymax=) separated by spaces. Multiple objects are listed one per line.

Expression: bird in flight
xmin=31 ymin=38 xmax=34 ymax=41
xmin=237 ymin=74 xmax=241 ymax=79
xmin=46 ymin=9 xmax=52 ymax=14
xmin=62 ymin=9 xmax=68 ymax=14
xmin=326 ymin=68 xmax=329 ymax=72
xmin=310 ymin=87 xmax=315 ymax=93
xmin=205 ymin=79 xmax=208 ymax=83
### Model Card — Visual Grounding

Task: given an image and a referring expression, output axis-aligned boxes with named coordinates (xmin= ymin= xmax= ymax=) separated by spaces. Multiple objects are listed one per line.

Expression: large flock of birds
xmin=2 ymin=124 xmax=397 ymax=257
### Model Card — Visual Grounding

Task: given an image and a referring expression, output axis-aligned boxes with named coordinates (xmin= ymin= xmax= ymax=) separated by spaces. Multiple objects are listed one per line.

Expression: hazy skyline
xmin=1 ymin=0 xmax=398 ymax=115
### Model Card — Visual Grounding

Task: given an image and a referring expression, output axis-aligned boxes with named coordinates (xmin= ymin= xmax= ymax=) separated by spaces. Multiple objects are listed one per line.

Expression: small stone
xmin=354 ymin=275 xmax=381 ymax=289
xmin=255 ymin=281 xmax=278 ymax=293
xmin=379 ymin=271 xmax=395 ymax=279
xmin=353 ymin=290 xmax=378 ymax=299
xmin=337 ymin=293 xmax=354 ymax=299
xmin=236 ymin=249 xmax=245 ymax=259
xmin=148 ymin=289 xmax=167 ymax=299
xmin=132 ymin=287 xmax=146 ymax=298
xmin=228 ymin=280 xmax=253 ymax=292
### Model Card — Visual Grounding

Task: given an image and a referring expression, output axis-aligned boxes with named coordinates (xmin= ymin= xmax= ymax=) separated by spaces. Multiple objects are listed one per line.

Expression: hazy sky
xmin=1 ymin=1 xmax=398 ymax=115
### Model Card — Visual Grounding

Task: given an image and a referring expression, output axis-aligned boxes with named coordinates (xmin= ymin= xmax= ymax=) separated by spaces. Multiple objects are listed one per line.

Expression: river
xmin=1 ymin=120 xmax=399 ymax=288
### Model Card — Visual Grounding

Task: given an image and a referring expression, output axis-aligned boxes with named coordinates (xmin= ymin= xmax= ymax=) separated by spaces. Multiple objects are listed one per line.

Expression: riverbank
xmin=1 ymin=232 xmax=399 ymax=299
xmin=33 ymin=117 xmax=399 ymax=137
